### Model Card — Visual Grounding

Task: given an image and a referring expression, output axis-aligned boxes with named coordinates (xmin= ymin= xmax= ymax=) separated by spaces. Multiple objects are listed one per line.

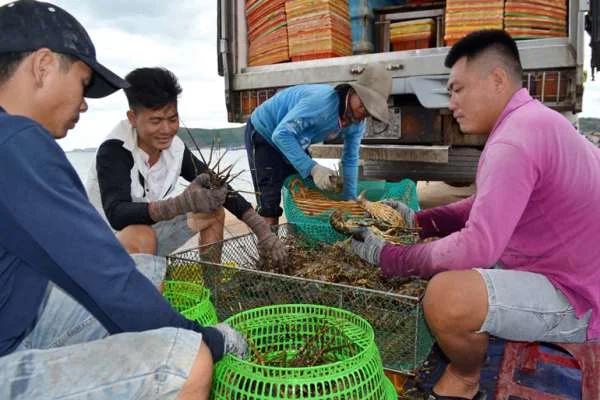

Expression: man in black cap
xmin=0 ymin=2 xmax=247 ymax=398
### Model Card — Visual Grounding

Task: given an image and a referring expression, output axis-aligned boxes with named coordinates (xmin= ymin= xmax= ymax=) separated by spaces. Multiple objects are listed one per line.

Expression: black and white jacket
xmin=86 ymin=120 xmax=251 ymax=231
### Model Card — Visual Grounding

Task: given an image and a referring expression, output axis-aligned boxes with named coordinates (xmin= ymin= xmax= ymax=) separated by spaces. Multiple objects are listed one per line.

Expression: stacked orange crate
xmin=444 ymin=0 xmax=504 ymax=46
xmin=246 ymin=0 xmax=290 ymax=66
xmin=285 ymin=0 xmax=352 ymax=61
xmin=390 ymin=18 xmax=436 ymax=51
xmin=504 ymin=0 xmax=567 ymax=39
xmin=505 ymin=1 xmax=568 ymax=101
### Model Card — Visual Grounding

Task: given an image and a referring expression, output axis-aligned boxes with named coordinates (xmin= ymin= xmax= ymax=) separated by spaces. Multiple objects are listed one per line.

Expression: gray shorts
xmin=475 ymin=268 xmax=591 ymax=343
xmin=153 ymin=214 xmax=196 ymax=256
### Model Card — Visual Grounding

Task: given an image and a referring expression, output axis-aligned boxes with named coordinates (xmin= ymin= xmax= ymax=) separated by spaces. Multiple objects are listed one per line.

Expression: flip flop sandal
xmin=427 ymin=390 xmax=487 ymax=400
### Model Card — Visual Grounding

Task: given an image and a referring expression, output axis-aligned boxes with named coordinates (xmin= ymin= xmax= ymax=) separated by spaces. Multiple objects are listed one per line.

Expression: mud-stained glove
xmin=350 ymin=228 xmax=386 ymax=266
xmin=148 ymin=173 xmax=227 ymax=222
xmin=241 ymin=208 xmax=288 ymax=265
xmin=381 ymin=199 xmax=417 ymax=228
xmin=310 ymin=164 xmax=337 ymax=191
xmin=213 ymin=323 xmax=248 ymax=359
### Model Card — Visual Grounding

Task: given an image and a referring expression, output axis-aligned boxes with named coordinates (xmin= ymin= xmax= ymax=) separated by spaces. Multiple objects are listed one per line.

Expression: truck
xmin=217 ymin=0 xmax=600 ymax=185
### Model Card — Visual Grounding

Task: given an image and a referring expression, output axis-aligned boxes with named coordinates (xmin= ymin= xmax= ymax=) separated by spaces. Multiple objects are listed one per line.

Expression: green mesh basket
xmin=384 ymin=377 xmax=400 ymax=398
xmin=211 ymin=304 xmax=396 ymax=400
xmin=282 ymin=174 xmax=420 ymax=244
xmin=163 ymin=280 xmax=218 ymax=326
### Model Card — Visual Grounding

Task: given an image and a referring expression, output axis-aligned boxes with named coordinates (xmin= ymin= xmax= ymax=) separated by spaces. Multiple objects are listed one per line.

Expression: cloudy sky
xmin=3 ymin=1 xmax=600 ymax=151
xmin=2 ymin=0 xmax=238 ymax=151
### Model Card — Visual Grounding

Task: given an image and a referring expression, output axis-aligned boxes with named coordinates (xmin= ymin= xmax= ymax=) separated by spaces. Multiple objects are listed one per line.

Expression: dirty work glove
xmin=213 ymin=322 xmax=248 ymax=359
xmin=310 ymin=164 xmax=337 ymax=191
xmin=381 ymin=199 xmax=417 ymax=228
xmin=241 ymin=208 xmax=288 ymax=265
xmin=148 ymin=173 xmax=227 ymax=222
xmin=350 ymin=228 xmax=386 ymax=266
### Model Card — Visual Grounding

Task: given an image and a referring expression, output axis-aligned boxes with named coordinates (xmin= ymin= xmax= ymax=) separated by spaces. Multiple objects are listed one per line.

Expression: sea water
xmin=66 ymin=148 xmax=337 ymax=204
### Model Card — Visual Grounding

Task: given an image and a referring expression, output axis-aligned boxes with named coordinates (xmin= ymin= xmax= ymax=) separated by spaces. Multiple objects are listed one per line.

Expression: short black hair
xmin=444 ymin=30 xmax=522 ymax=80
xmin=0 ymin=52 xmax=31 ymax=85
xmin=124 ymin=67 xmax=182 ymax=111
xmin=0 ymin=51 xmax=78 ymax=86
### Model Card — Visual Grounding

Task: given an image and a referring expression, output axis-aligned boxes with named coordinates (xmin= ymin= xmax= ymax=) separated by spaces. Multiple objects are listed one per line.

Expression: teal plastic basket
xmin=282 ymin=174 xmax=420 ymax=244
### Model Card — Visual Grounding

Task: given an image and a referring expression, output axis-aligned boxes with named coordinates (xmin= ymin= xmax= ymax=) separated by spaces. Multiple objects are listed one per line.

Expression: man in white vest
xmin=87 ymin=67 xmax=286 ymax=264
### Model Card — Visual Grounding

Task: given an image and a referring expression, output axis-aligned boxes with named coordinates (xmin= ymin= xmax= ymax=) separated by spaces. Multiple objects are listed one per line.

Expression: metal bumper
xmin=309 ymin=144 xmax=450 ymax=163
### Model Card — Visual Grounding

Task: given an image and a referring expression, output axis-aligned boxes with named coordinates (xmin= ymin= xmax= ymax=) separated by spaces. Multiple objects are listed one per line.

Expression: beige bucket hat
xmin=339 ymin=64 xmax=392 ymax=124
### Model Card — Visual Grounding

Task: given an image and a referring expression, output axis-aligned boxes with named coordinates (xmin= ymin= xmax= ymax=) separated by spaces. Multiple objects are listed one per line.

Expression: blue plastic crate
xmin=350 ymin=0 xmax=407 ymax=53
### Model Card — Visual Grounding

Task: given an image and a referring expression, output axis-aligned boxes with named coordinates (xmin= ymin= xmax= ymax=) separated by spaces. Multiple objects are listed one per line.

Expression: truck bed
xmin=232 ymin=37 xmax=577 ymax=90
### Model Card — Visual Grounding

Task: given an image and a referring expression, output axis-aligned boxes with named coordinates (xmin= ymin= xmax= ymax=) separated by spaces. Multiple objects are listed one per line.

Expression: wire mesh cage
xmin=167 ymin=224 xmax=434 ymax=372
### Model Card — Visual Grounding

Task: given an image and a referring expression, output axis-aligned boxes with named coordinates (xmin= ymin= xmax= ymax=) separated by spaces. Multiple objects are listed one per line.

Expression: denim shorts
xmin=475 ymin=268 xmax=591 ymax=343
xmin=153 ymin=213 xmax=195 ymax=256
xmin=1 ymin=254 xmax=203 ymax=399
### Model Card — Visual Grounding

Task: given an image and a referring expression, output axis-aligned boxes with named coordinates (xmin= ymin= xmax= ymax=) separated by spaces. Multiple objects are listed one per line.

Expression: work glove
xmin=310 ymin=164 xmax=337 ymax=191
xmin=350 ymin=228 xmax=386 ymax=266
xmin=381 ymin=199 xmax=417 ymax=228
xmin=213 ymin=322 xmax=248 ymax=359
xmin=148 ymin=173 xmax=227 ymax=222
xmin=241 ymin=208 xmax=288 ymax=265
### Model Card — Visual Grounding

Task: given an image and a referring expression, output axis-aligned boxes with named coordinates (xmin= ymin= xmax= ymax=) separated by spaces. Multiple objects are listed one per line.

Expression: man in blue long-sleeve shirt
xmin=0 ymin=2 xmax=246 ymax=399
xmin=245 ymin=64 xmax=392 ymax=225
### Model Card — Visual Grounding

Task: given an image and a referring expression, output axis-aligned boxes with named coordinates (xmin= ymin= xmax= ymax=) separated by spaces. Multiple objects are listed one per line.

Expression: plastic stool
xmin=495 ymin=341 xmax=600 ymax=400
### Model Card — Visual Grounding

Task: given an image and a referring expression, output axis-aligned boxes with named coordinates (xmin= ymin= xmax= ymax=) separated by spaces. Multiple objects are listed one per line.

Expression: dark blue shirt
xmin=0 ymin=108 xmax=223 ymax=360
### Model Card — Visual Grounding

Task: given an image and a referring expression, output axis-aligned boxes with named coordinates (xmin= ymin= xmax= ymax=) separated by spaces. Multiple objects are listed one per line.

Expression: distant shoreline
xmin=65 ymin=145 xmax=246 ymax=154
xmin=66 ymin=125 xmax=247 ymax=154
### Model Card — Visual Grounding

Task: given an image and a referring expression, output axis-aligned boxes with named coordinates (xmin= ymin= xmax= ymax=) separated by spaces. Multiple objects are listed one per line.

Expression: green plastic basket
xmin=211 ymin=304 xmax=396 ymax=399
xmin=282 ymin=174 xmax=420 ymax=244
xmin=384 ymin=377 xmax=400 ymax=398
xmin=163 ymin=280 xmax=218 ymax=326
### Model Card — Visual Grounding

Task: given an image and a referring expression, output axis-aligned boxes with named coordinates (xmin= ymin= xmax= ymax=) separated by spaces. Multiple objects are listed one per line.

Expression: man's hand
xmin=310 ymin=164 xmax=337 ymax=191
xmin=213 ymin=323 xmax=248 ymax=359
xmin=241 ymin=208 xmax=288 ymax=265
xmin=381 ymin=199 xmax=417 ymax=228
xmin=148 ymin=173 xmax=227 ymax=222
xmin=349 ymin=228 xmax=386 ymax=265
xmin=257 ymin=234 xmax=288 ymax=265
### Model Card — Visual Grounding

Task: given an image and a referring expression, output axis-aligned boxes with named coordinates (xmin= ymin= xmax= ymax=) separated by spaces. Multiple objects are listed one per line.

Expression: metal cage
xmin=166 ymin=224 xmax=434 ymax=372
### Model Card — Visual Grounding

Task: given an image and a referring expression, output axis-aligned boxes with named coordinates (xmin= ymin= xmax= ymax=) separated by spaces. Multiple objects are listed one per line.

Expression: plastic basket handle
xmin=289 ymin=176 xmax=307 ymax=199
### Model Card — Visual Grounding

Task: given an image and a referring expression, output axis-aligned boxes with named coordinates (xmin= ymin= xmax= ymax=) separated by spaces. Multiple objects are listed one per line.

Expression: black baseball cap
xmin=0 ymin=0 xmax=129 ymax=98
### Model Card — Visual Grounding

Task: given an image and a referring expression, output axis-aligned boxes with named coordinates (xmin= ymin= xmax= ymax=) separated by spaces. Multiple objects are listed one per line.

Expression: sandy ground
xmin=416 ymin=181 xmax=475 ymax=210
xmin=176 ymin=181 xmax=476 ymax=252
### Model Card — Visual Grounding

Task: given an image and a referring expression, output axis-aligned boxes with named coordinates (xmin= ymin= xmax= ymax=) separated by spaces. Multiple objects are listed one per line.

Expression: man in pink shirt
xmin=351 ymin=30 xmax=600 ymax=399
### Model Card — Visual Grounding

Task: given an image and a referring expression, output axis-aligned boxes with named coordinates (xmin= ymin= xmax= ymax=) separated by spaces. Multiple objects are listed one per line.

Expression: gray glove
xmin=257 ymin=234 xmax=288 ymax=265
xmin=213 ymin=322 xmax=248 ymax=359
xmin=241 ymin=209 xmax=288 ymax=265
xmin=350 ymin=228 xmax=386 ymax=265
xmin=381 ymin=199 xmax=416 ymax=228
xmin=310 ymin=164 xmax=337 ymax=191
xmin=148 ymin=173 xmax=227 ymax=222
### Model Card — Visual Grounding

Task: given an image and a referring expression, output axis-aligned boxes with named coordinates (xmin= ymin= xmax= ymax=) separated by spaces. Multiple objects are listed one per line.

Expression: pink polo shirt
xmin=380 ymin=88 xmax=600 ymax=339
